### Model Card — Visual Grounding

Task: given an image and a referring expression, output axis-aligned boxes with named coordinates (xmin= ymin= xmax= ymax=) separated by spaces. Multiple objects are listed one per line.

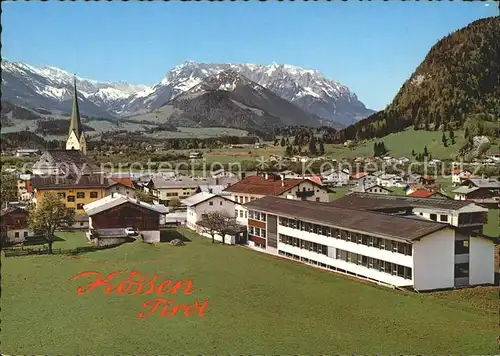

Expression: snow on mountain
xmin=1 ymin=59 xmax=148 ymax=118
xmin=1 ymin=59 xmax=374 ymax=126
xmin=117 ymin=61 xmax=374 ymax=125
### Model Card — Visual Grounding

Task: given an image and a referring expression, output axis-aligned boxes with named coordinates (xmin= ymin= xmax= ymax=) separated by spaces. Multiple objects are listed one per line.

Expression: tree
xmin=136 ymin=190 xmax=154 ymax=204
xmin=319 ymin=141 xmax=325 ymax=156
xmin=197 ymin=211 xmax=239 ymax=244
xmin=0 ymin=173 xmax=17 ymax=208
xmin=464 ymin=127 xmax=469 ymax=139
xmin=441 ymin=133 xmax=448 ymax=147
xmin=423 ymin=145 xmax=429 ymax=157
xmin=280 ymin=137 xmax=286 ymax=147
xmin=285 ymin=145 xmax=293 ymax=157
xmin=28 ymin=191 xmax=75 ymax=254
xmin=168 ymin=197 xmax=181 ymax=210
xmin=449 ymin=129 xmax=455 ymax=144
xmin=411 ymin=149 xmax=415 ymax=156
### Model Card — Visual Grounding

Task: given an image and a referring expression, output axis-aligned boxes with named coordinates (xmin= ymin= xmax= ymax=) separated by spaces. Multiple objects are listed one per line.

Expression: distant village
xmin=2 ymin=81 xmax=499 ymax=292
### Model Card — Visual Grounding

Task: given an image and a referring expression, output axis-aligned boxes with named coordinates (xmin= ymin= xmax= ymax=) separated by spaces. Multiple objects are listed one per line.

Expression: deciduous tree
xmin=28 ymin=191 xmax=75 ymax=254
xmin=197 ymin=211 xmax=239 ymax=245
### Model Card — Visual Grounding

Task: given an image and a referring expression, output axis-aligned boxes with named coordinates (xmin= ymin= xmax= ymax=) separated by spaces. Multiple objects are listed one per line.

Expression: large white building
xmin=243 ymin=194 xmax=495 ymax=291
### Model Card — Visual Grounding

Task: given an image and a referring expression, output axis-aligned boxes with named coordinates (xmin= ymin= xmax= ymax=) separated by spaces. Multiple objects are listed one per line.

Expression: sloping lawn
xmin=1 ymin=228 xmax=498 ymax=354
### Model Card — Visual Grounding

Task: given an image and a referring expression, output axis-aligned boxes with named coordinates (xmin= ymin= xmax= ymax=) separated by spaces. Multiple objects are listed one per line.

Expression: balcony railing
xmin=296 ymin=190 xmax=314 ymax=198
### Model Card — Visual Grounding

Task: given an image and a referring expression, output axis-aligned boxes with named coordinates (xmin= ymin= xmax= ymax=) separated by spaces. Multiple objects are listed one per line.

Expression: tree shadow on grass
xmin=159 ymin=229 xmax=192 ymax=243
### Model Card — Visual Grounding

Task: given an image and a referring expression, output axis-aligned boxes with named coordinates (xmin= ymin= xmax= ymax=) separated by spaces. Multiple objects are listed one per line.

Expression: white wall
xmin=6 ymin=229 xmax=31 ymax=244
xmin=142 ymin=230 xmax=160 ymax=244
xmin=66 ymin=131 xmax=81 ymax=151
xmin=469 ymin=237 xmax=495 ymax=285
xmin=413 ymin=229 xmax=455 ymax=291
xmin=278 ymin=243 xmax=411 ymax=287
xmin=106 ymin=185 xmax=136 ymax=199
xmin=187 ymin=196 xmax=236 ymax=234
xmin=278 ymin=225 xmax=413 ymax=268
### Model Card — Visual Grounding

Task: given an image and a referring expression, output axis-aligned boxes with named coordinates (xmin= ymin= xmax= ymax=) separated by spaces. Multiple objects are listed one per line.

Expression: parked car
xmin=125 ymin=227 xmax=139 ymax=236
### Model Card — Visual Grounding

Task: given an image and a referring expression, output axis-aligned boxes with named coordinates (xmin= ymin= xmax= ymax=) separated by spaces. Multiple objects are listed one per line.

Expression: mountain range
xmin=1 ymin=60 xmax=374 ymax=130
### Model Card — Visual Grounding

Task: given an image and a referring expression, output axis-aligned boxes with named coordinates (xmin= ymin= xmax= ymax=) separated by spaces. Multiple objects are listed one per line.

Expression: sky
xmin=2 ymin=1 xmax=498 ymax=111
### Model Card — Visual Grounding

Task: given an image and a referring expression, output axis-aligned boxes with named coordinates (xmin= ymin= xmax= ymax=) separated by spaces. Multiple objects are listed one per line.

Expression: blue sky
xmin=2 ymin=1 xmax=497 ymax=111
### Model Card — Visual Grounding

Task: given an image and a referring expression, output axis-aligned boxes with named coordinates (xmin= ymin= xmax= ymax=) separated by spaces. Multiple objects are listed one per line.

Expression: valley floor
xmin=1 ymin=229 xmax=499 ymax=354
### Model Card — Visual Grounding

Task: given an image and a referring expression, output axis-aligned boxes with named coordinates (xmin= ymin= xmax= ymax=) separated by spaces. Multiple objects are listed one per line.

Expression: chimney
xmin=241 ymin=172 xmax=246 ymax=180
xmin=281 ymin=174 xmax=284 ymax=187
xmin=264 ymin=173 xmax=269 ymax=180
xmin=111 ymin=192 xmax=114 ymax=198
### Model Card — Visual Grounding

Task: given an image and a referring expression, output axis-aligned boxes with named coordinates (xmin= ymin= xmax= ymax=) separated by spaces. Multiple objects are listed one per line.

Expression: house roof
xmin=460 ymin=178 xmax=500 ymax=189
xmin=150 ymin=177 xmax=201 ymax=189
xmin=33 ymin=150 xmax=100 ymax=174
xmin=181 ymin=192 xmax=233 ymax=207
xmin=408 ymin=190 xmax=446 ymax=198
xmin=0 ymin=206 xmax=28 ymax=217
xmin=32 ymin=174 xmax=110 ymax=189
xmin=197 ymin=184 xmax=230 ymax=195
xmin=108 ymin=177 xmax=135 ymax=189
xmin=83 ymin=193 xmax=166 ymax=216
xmin=244 ymin=196 xmax=449 ymax=241
xmin=331 ymin=192 xmax=475 ymax=211
xmin=224 ymin=176 xmax=318 ymax=196
xmin=350 ymin=172 xmax=367 ymax=180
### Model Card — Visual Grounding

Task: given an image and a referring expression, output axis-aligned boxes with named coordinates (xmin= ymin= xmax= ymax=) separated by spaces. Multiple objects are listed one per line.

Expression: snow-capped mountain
xmin=118 ymin=61 xmax=374 ymax=126
xmin=1 ymin=60 xmax=147 ymax=119
xmin=1 ymin=59 xmax=374 ymax=126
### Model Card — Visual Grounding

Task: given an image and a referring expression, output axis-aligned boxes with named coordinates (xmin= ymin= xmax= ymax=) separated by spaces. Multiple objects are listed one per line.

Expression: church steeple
xmin=66 ymin=76 xmax=87 ymax=155
xmin=68 ymin=76 xmax=83 ymax=139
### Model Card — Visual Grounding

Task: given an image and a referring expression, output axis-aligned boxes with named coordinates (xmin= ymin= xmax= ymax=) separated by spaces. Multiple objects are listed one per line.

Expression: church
xmin=66 ymin=77 xmax=87 ymax=154
xmin=32 ymin=78 xmax=98 ymax=176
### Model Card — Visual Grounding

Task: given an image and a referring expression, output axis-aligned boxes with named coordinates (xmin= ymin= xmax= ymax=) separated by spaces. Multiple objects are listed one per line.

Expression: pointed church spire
xmin=68 ymin=75 xmax=82 ymax=139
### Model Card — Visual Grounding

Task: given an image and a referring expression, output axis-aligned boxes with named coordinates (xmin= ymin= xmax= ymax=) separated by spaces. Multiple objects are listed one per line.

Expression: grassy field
xmin=2 ymin=229 xmax=499 ymax=355
xmin=325 ymin=128 xmax=466 ymax=160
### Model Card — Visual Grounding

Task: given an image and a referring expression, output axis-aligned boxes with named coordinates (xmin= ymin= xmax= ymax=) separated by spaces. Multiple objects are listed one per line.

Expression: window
xmin=235 ymin=209 xmax=238 ymax=218
xmin=15 ymin=232 xmax=19 ymax=237
xmin=397 ymin=242 xmax=406 ymax=254
xmin=220 ymin=201 xmax=223 ymax=206
xmin=440 ymin=215 xmax=448 ymax=222
xmin=249 ymin=211 xmax=254 ymax=219
xmin=58 ymin=192 xmax=66 ymax=198
xmin=239 ymin=210 xmax=243 ymax=218
xmin=76 ymin=192 xmax=85 ymax=199
xmin=454 ymin=263 xmax=469 ymax=278
xmin=80 ymin=222 xmax=84 ymax=226
xmin=316 ymin=197 xmax=320 ymax=202
xmin=24 ymin=231 xmax=28 ymax=237
xmin=397 ymin=265 xmax=405 ymax=278
xmin=430 ymin=213 xmax=437 ymax=221
xmin=255 ymin=228 xmax=260 ymax=236
xmin=245 ymin=211 xmax=248 ymax=218
xmin=405 ymin=267 xmax=412 ymax=279
xmin=261 ymin=229 xmax=266 ymax=238
xmin=209 ymin=201 xmax=214 ymax=206
xmin=67 ymin=195 xmax=75 ymax=202
xmin=261 ymin=214 xmax=266 ymax=222
xmin=455 ymin=240 xmax=469 ymax=255
xmin=249 ymin=226 xmax=255 ymax=235
xmin=77 ymin=203 xmax=84 ymax=210
xmin=90 ymin=192 xmax=98 ymax=198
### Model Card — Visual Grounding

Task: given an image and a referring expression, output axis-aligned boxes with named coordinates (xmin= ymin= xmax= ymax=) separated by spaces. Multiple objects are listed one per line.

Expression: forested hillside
xmin=339 ymin=16 xmax=499 ymax=142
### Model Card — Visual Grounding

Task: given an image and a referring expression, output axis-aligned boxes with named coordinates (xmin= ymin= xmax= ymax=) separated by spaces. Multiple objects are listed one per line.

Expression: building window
xmin=245 ymin=211 xmax=248 ymax=218
xmin=76 ymin=192 xmax=85 ymax=199
xmin=24 ymin=231 xmax=28 ymax=237
xmin=220 ymin=201 xmax=223 ymax=206
xmin=249 ymin=211 xmax=254 ymax=219
xmin=15 ymin=232 xmax=19 ymax=238
xmin=430 ymin=213 xmax=437 ymax=221
xmin=67 ymin=196 xmax=75 ymax=202
xmin=209 ymin=201 xmax=214 ymax=206
xmin=57 ymin=192 xmax=66 ymax=198
xmin=90 ymin=192 xmax=98 ymax=198
xmin=440 ymin=215 xmax=448 ymax=222
xmin=239 ymin=210 xmax=244 ymax=218
xmin=316 ymin=197 xmax=320 ymax=202
xmin=454 ymin=263 xmax=469 ymax=278
xmin=80 ymin=222 xmax=84 ymax=226
xmin=235 ymin=209 xmax=238 ymax=218
xmin=77 ymin=203 xmax=84 ymax=210
xmin=455 ymin=240 xmax=469 ymax=255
